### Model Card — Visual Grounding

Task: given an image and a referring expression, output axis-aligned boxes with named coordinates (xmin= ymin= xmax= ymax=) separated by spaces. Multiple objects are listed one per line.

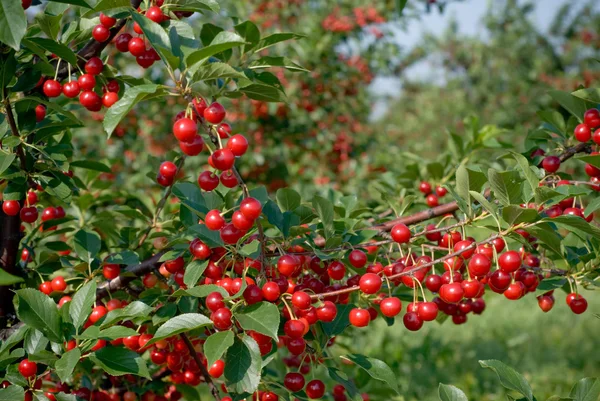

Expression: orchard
xmin=1 ymin=1 xmax=600 ymax=401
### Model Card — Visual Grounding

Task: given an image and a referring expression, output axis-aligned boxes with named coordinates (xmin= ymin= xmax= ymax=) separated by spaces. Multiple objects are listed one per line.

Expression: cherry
xmin=240 ymin=197 xmax=262 ymax=220
xmin=453 ymin=239 xmax=475 ymax=259
xmin=115 ymin=33 xmax=132 ymax=52
xmin=43 ymin=80 xmax=62 ymax=97
xmin=287 ymin=337 xmax=306 ymax=355
xmin=106 ymin=298 xmax=121 ymax=311
xmin=435 ymin=186 xmax=448 ymax=197
xmin=85 ymin=57 xmax=104 ymax=75
xmin=35 ymin=104 xmax=46 ymax=122
xmin=468 ymin=253 xmax=491 ymax=277
xmin=173 ymin=118 xmax=197 ymax=142
xmin=243 ymin=284 xmax=263 ymax=305
xmin=179 ymin=135 xmax=204 ymax=155
xmin=593 ymin=129 xmax=600 ymax=145
xmin=262 ymin=282 xmax=281 ymax=302
xmin=39 ymin=281 xmax=52 ymax=295
xmin=62 ymin=81 xmax=80 ymax=98
xmin=284 ymin=372 xmax=305 ymax=392
xmin=159 ymin=161 xmax=177 ymax=180
xmin=261 ymin=393 xmax=278 ymax=401
xmin=51 ymin=276 xmax=67 ymax=292
xmin=146 ymin=6 xmax=164 ymax=23
xmin=78 ymin=74 xmax=96 ymax=91
xmin=79 ymin=91 xmax=102 ymax=111
xmin=440 ymin=231 xmax=462 ymax=248
xmin=306 ymin=379 xmax=326 ymax=399
xmin=439 ymin=282 xmax=464 ymax=304
xmin=192 ymin=97 xmax=207 ymax=116
xmin=150 ymin=349 xmax=166 ymax=365
xmin=164 ymin=257 xmax=184 ymax=274
xmin=583 ymin=108 xmax=600 ymax=128
xmin=348 ymin=249 xmax=367 ymax=268
xmin=102 ymin=92 xmax=119 ymax=108
xmin=220 ymin=170 xmax=238 ymax=188
xmin=227 ymin=134 xmax=248 ymax=156
xmin=390 ymin=223 xmax=411 ymax=243
xmin=220 ymin=223 xmax=242 ymax=245
xmin=205 ymin=210 xmax=225 ymax=230
xmin=585 ymin=163 xmax=600 ymax=177
xmin=89 ymin=305 xmax=107 ymax=323
xmin=542 ymin=156 xmax=560 ymax=173
xmin=211 ymin=307 xmax=232 ymax=330
xmin=22 ymin=0 xmax=32 ymax=9
xmin=504 ymin=282 xmax=525 ymax=300
xmin=217 ymin=123 xmax=232 ymax=138
xmin=349 ymin=308 xmax=370 ymax=327
xmin=419 ymin=181 xmax=432 ymax=194
xmin=569 ymin=295 xmax=588 ymax=314
xmin=425 ymin=193 xmax=439 ymax=207
xmin=278 ymin=254 xmax=300 ymax=276
xmin=425 ymin=274 xmax=442 ymax=292
xmin=20 ymin=207 xmax=38 ymax=223
xmin=136 ymin=51 xmax=155 ymax=68
xmin=358 ymin=273 xmax=382 ymax=294
xmin=2 ymin=200 xmax=20 ymax=216
xmin=537 ymin=295 xmax=554 ymax=312
xmin=284 ymin=319 xmax=307 ymax=338
xmin=327 ymin=261 xmax=346 ymax=280
xmin=190 ymin=239 xmax=211 ymax=260
xmin=417 ymin=302 xmax=438 ymax=321
xmin=198 ymin=171 xmax=219 ymax=191
xmin=292 ymin=291 xmax=312 ymax=309
xmin=204 ymin=102 xmax=226 ymax=124
xmin=211 ymin=148 xmax=235 ymax=171
xmin=92 ymin=25 xmax=110 ymax=42
xmin=205 ymin=292 xmax=225 ymax=312
xmin=461 ymin=279 xmax=482 ymax=298
xmin=403 ymin=311 xmax=423 ymax=331
xmin=157 ymin=174 xmax=173 ymax=187
xmin=128 ymin=37 xmax=147 ymax=57
xmin=574 ymin=123 xmax=592 ymax=142
xmin=18 ymin=359 xmax=37 ymax=378
xmin=379 ymin=297 xmax=401 ymax=317
xmin=488 ymin=270 xmax=512 ymax=293
xmin=100 ymin=13 xmax=116 ymax=28
xmin=498 ymin=250 xmax=521 ymax=273
xmin=208 ymin=360 xmax=225 ymax=378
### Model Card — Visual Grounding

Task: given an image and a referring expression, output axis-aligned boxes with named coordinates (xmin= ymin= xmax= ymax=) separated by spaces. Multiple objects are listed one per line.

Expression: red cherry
xmin=103 ymin=263 xmax=120 ymax=280
xmin=78 ymin=74 xmax=96 ymax=91
xmin=62 ymin=81 xmax=80 ymax=98
xmin=403 ymin=311 xmax=423 ymax=331
xmin=22 ymin=0 xmax=32 ymax=9
xmin=100 ymin=13 xmax=117 ymax=28
xmin=35 ymin=104 xmax=46 ymax=122
xmin=115 ymin=33 xmax=132 ymax=52
xmin=292 ymin=291 xmax=312 ymax=310
xmin=217 ymin=122 xmax=232 ymax=138
xmin=220 ymin=170 xmax=238 ymax=188
xmin=316 ymin=301 xmax=337 ymax=322
xmin=159 ymin=161 xmax=178 ymax=179
xmin=89 ymin=305 xmax=107 ymax=323
xmin=348 ymin=249 xmax=367 ymax=268
xmin=128 ymin=37 xmax=146 ymax=57
xmin=211 ymin=148 xmax=235 ymax=171
xmin=227 ymin=134 xmax=248 ymax=156
xmin=220 ymin=223 xmax=242 ymax=245
xmin=390 ymin=223 xmax=411 ymax=243
xmin=51 ymin=276 xmax=67 ymax=292
xmin=419 ymin=181 xmax=432 ymax=194
xmin=583 ymin=108 xmax=600 ymax=128
xmin=240 ymin=197 xmax=262 ymax=220
xmin=504 ymin=282 xmax=525 ymax=300
xmin=105 ymin=80 xmax=120 ymax=93
xmin=173 ymin=118 xmax=197 ymax=142
xmin=39 ymin=281 xmax=52 ymax=295
xmin=284 ymin=319 xmax=306 ymax=338
xmin=204 ymin=102 xmax=226 ymax=124
xmin=136 ymin=51 xmax=155 ymax=68
xmin=92 ymin=25 xmax=111 ymax=42
xmin=425 ymin=193 xmax=439 ymax=207
xmin=488 ymin=270 xmax=512 ymax=293
xmin=102 ymin=92 xmax=119 ymax=108
xmin=569 ymin=295 xmax=588 ymax=314
xmin=537 ymin=295 xmax=554 ymax=312
xmin=18 ymin=359 xmax=38 ymax=378
xmin=278 ymin=254 xmax=300 ymax=276
xmin=156 ymin=174 xmax=173 ymax=187
xmin=349 ymin=308 xmax=370 ymax=327
xmin=262 ymin=282 xmax=280 ymax=302
xmin=359 ymin=273 xmax=382 ymax=294
xmin=439 ymin=282 xmax=464 ymax=304
xmin=574 ymin=123 xmax=592 ymax=142
xmin=2 ymin=200 xmax=20 ymax=216
xmin=205 ymin=210 xmax=225 ymax=230
xmin=146 ymin=6 xmax=164 ymax=23
xmin=85 ymin=57 xmax=104 ymax=75
xmin=79 ymin=91 xmax=102 ymax=111
xmin=284 ymin=372 xmax=305 ymax=392
xmin=205 ymin=292 xmax=225 ymax=312
xmin=208 ymin=360 xmax=225 ymax=378
xmin=179 ymin=135 xmax=204 ymax=155
xmin=327 ymin=261 xmax=346 ymax=280
xmin=211 ymin=307 xmax=232 ymax=330
xmin=593 ymin=129 xmax=600 ymax=145
xmin=43 ymin=80 xmax=62 ymax=97
xmin=379 ymin=297 xmax=402 ymax=317
xmin=542 ymin=156 xmax=560 ymax=173
xmin=435 ymin=186 xmax=447 ymax=197
xmin=20 ymin=207 xmax=38 ymax=223
xmin=190 ymin=239 xmax=211 ymax=260
xmin=417 ymin=302 xmax=438 ymax=321
xmin=468 ymin=253 xmax=491 ymax=277
xmin=425 ymin=274 xmax=442 ymax=292
xmin=498 ymin=250 xmax=521 ymax=273
xmin=306 ymin=379 xmax=326 ymax=399
xmin=198 ymin=171 xmax=219 ymax=191
xmin=232 ymin=210 xmax=254 ymax=230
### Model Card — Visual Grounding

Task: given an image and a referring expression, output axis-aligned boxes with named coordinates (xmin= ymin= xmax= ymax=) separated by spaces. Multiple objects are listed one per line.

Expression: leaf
xmin=27 ymin=38 xmax=78 ymax=66
xmin=101 ymin=301 xmax=153 ymax=328
xmin=0 ymin=268 xmax=23 ymax=285
xmin=224 ymin=335 xmax=262 ymax=394
xmin=502 ymin=206 xmax=539 ymax=225
xmin=24 ymin=329 xmax=48 ymax=355
xmin=488 ymin=169 xmax=523 ymax=206
xmin=55 ymin=348 xmax=81 ymax=383
xmin=0 ymin=386 xmax=25 ymax=401
xmin=70 ymin=160 xmax=111 ymax=173
xmin=239 ymin=83 xmax=286 ymax=102
xmin=527 ymin=224 xmax=563 ymax=257
xmin=469 ymin=191 xmax=498 ymax=220
xmin=14 ymin=289 xmax=62 ymax=343
xmin=584 ymin=197 xmax=600 ymax=218
xmin=321 ymin=303 xmax=353 ymax=337
xmin=96 ymin=326 xmax=139 ymax=340
xmin=172 ymin=0 xmax=220 ymax=12
xmin=73 ymin=229 xmax=101 ymax=263
xmin=46 ymin=0 xmax=92 ymax=7
xmin=342 ymin=354 xmax=399 ymax=394
xmin=510 ymin=152 xmax=539 ymax=194
xmin=574 ymin=154 xmax=600 ymax=169
xmin=93 ymin=0 xmax=131 ymax=12
xmin=173 ymin=284 xmax=228 ymax=298
xmin=572 ymin=88 xmax=600 ymax=104
xmin=204 ymin=330 xmax=234 ymax=367
xmin=147 ymin=313 xmax=212 ymax=345
xmin=328 ymin=367 xmax=363 ymax=401
xmin=249 ymin=56 xmax=308 ymax=72
xmin=313 ymin=196 xmax=334 ymax=240
xmin=479 ymin=360 xmax=534 ymax=401
xmin=183 ymin=259 xmax=209 ymax=288
xmin=239 ymin=240 xmax=261 ymax=259
xmin=543 ymin=215 xmax=600 ymax=239
xmin=255 ymin=32 xmax=304 ymax=52
xmin=103 ymin=84 xmax=160 ymax=136
xmin=186 ymin=32 xmax=246 ymax=67
xmin=548 ymin=90 xmax=588 ymax=122
xmin=129 ymin=11 xmax=178 ymax=70
xmin=235 ymin=302 xmax=280 ymax=340
xmin=276 ymin=188 xmax=301 ymax=211
xmin=69 ymin=280 xmax=97 ymax=330
xmin=569 ymin=377 xmax=600 ymax=401
xmin=535 ymin=276 xmax=567 ymax=296
xmin=90 ymin=346 xmax=150 ymax=378
xmin=105 ymin=250 xmax=140 ymax=266
xmin=193 ymin=62 xmax=246 ymax=81
xmin=189 ymin=224 xmax=224 ymax=248
xmin=234 ymin=21 xmax=260 ymax=53
xmin=439 ymin=384 xmax=469 ymax=401
xmin=0 ymin=0 xmax=27 ymax=50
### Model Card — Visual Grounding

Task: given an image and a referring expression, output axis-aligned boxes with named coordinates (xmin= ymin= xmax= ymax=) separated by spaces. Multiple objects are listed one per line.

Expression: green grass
xmin=334 ymin=291 xmax=600 ymax=400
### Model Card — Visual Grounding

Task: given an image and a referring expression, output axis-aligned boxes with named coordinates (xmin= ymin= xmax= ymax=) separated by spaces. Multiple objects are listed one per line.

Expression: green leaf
xmin=548 ymin=90 xmax=588 ymax=122
xmin=239 ymin=83 xmax=286 ymax=102
xmin=27 ymin=38 xmax=78 ymax=66
xmin=574 ymin=154 xmax=600 ymax=169
xmin=527 ymin=224 xmax=563 ymax=257
xmin=469 ymin=191 xmax=498 ymax=220
xmin=321 ymin=303 xmax=353 ymax=337
xmin=537 ymin=110 xmax=566 ymax=137
xmin=0 ymin=386 xmax=25 ymax=401
xmin=24 ymin=329 xmax=48 ymax=355
xmin=502 ymin=206 xmax=539 ymax=225
xmin=543 ymin=215 xmax=600 ymax=239
xmin=584 ymin=197 xmax=600 ymax=218
xmin=572 ymin=88 xmax=600 ymax=103
xmin=396 ymin=0 xmax=409 ymax=15
xmin=479 ymin=359 xmax=534 ymax=401
xmin=14 ymin=289 xmax=62 ymax=343
xmin=70 ymin=160 xmax=112 ymax=173
xmin=249 ymin=56 xmax=308 ymax=72
xmin=101 ymin=301 xmax=153 ymax=328
xmin=510 ymin=152 xmax=539 ymax=194
xmin=328 ymin=367 xmax=363 ymax=401
xmin=439 ymin=384 xmax=469 ymax=401
xmin=90 ymin=346 xmax=150 ymax=378
xmin=183 ymin=259 xmax=208 ymax=288
xmin=224 ymin=335 xmax=262 ymax=394
xmin=204 ymin=330 xmax=234 ymax=367
xmin=105 ymin=250 xmax=140 ymax=266
xmin=172 ymin=0 xmax=220 ymax=12
xmin=55 ymin=348 xmax=81 ymax=383
xmin=255 ymin=32 xmax=305 ymax=53
xmin=0 ymin=52 xmax=17 ymax=98
xmin=35 ymin=13 xmax=62 ymax=41
xmin=189 ymin=224 xmax=224 ymax=248
xmin=46 ymin=0 xmax=92 ymax=7
xmin=488 ymin=169 xmax=523 ymax=206
xmin=234 ymin=21 xmax=260 ymax=53
xmin=55 ymin=393 xmax=77 ymax=401
xmin=147 ymin=313 xmax=212 ymax=345
xmin=193 ymin=62 xmax=246 ymax=81
xmin=73 ymin=229 xmax=101 ymax=263
xmin=0 ymin=268 xmax=23 ymax=285
xmin=569 ymin=377 xmax=600 ymax=401
xmin=239 ymin=240 xmax=260 ymax=259
xmin=93 ymin=0 xmax=131 ymax=12
xmin=186 ymin=32 xmax=246 ymax=67
xmin=342 ymin=354 xmax=399 ymax=394
xmin=172 ymin=284 xmax=228 ymax=298
xmin=313 ymin=195 xmax=334 ymax=240
xmin=535 ymin=276 xmax=567 ymax=296
xmin=103 ymin=84 xmax=160 ymax=136
xmin=69 ymin=280 xmax=97 ymax=330
xmin=0 ymin=0 xmax=27 ymax=50
xmin=129 ymin=12 xmax=178 ymax=70
xmin=235 ymin=302 xmax=280 ymax=340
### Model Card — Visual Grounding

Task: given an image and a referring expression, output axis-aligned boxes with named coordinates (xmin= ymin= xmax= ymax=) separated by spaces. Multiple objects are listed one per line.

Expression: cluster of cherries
xmin=417 ymin=181 xmax=448 ymax=208
xmin=1 ymin=189 xmax=65 ymax=227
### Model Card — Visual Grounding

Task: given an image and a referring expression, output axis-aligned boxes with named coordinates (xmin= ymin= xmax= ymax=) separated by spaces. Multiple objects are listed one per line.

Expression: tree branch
xmin=180 ymin=333 xmax=220 ymax=401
